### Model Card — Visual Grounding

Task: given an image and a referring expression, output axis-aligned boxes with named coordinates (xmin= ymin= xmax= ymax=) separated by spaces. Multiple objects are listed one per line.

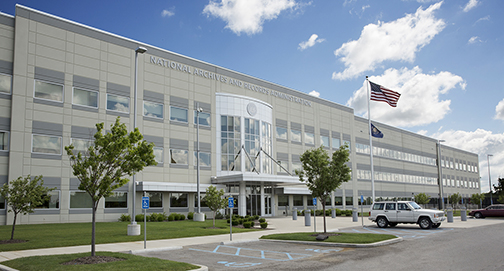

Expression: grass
xmin=1 ymin=252 xmax=199 ymax=271
xmin=0 ymin=220 xmax=259 ymax=252
xmin=260 ymin=232 xmax=397 ymax=244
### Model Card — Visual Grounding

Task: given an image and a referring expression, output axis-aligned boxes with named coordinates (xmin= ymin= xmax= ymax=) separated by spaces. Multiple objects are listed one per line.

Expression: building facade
xmin=0 ymin=5 xmax=480 ymax=225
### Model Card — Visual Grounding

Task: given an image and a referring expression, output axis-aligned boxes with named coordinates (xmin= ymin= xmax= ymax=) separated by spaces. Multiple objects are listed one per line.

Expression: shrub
xmin=249 ymin=221 xmax=255 ymax=227
xmin=325 ymin=209 xmax=331 ymax=216
xmin=149 ymin=213 xmax=158 ymax=222
xmin=259 ymin=218 xmax=266 ymax=223
xmin=315 ymin=210 xmax=323 ymax=216
xmin=118 ymin=214 xmax=131 ymax=222
xmin=232 ymin=219 xmax=239 ymax=226
xmin=253 ymin=215 xmax=260 ymax=220
xmin=227 ymin=219 xmax=230 ymax=223
xmin=174 ymin=214 xmax=180 ymax=220
xmin=215 ymin=211 xmax=224 ymax=219
xmin=345 ymin=210 xmax=353 ymax=216
xmin=238 ymin=219 xmax=243 ymax=225
xmin=243 ymin=221 xmax=252 ymax=228
xmin=135 ymin=214 xmax=144 ymax=222
xmin=179 ymin=214 xmax=186 ymax=220
xmin=168 ymin=214 xmax=175 ymax=221
xmin=260 ymin=222 xmax=268 ymax=229
xmin=336 ymin=209 xmax=342 ymax=216
xmin=187 ymin=212 xmax=194 ymax=220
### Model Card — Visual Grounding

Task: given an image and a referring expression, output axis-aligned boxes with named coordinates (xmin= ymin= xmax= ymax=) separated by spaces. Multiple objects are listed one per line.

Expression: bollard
xmin=331 ymin=209 xmax=336 ymax=218
xmin=304 ymin=210 xmax=311 ymax=226
xmin=293 ymin=208 xmax=298 ymax=220
xmin=461 ymin=207 xmax=467 ymax=221
xmin=352 ymin=208 xmax=358 ymax=222
xmin=447 ymin=208 xmax=453 ymax=223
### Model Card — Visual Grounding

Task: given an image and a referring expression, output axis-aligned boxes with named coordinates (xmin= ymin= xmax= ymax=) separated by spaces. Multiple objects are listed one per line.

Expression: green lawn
xmin=0 ymin=220 xmax=258 ymax=252
xmin=1 ymin=252 xmax=199 ymax=271
xmin=260 ymin=232 xmax=397 ymax=244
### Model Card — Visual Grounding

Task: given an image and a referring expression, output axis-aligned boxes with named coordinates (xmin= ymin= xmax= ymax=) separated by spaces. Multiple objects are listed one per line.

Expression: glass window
xmin=32 ymin=134 xmax=61 ymax=154
xmin=35 ymin=190 xmax=60 ymax=209
xmin=105 ymin=192 xmax=127 ymax=208
xmin=372 ymin=203 xmax=384 ymax=210
xmin=278 ymin=195 xmax=288 ymax=206
xmin=170 ymin=149 xmax=188 ymax=164
xmin=170 ymin=106 xmax=188 ymax=122
xmin=291 ymin=129 xmax=301 ymax=142
xmin=106 ymin=94 xmax=129 ymax=113
xmin=194 ymin=151 xmax=211 ymax=167
xmin=70 ymin=191 xmax=93 ymax=208
xmin=170 ymin=193 xmax=187 ymax=207
xmin=147 ymin=192 xmax=163 ymax=208
xmin=195 ymin=194 xmax=208 ymax=208
xmin=0 ymin=195 xmax=4 ymax=209
xmin=0 ymin=131 xmax=9 ymax=151
xmin=292 ymin=161 xmax=302 ymax=175
xmin=0 ymin=73 xmax=12 ymax=94
xmin=334 ymin=196 xmax=343 ymax=205
xmin=194 ymin=111 xmax=210 ymax=126
xmin=144 ymin=101 xmax=164 ymax=119
xmin=305 ymin=132 xmax=314 ymax=145
xmin=154 ymin=147 xmax=164 ymax=163
xmin=332 ymin=138 xmax=340 ymax=149
xmin=220 ymin=115 xmax=241 ymax=171
xmin=293 ymin=195 xmax=303 ymax=206
xmin=276 ymin=160 xmax=288 ymax=174
xmin=73 ymin=87 xmax=98 ymax=108
xmin=321 ymin=135 xmax=329 ymax=148
xmin=71 ymin=138 xmax=93 ymax=154
xmin=385 ymin=203 xmax=396 ymax=210
xmin=34 ymin=80 xmax=63 ymax=102
xmin=276 ymin=127 xmax=287 ymax=140
xmin=345 ymin=196 xmax=353 ymax=206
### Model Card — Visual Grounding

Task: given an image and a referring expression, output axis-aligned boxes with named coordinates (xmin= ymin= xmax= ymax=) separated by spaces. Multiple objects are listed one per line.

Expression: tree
xmin=0 ymin=175 xmax=55 ymax=240
xmin=414 ymin=193 xmax=430 ymax=206
xmin=493 ymin=178 xmax=504 ymax=204
xmin=471 ymin=193 xmax=486 ymax=208
xmin=65 ymin=117 xmax=157 ymax=256
xmin=448 ymin=193 xmax=461 ymax=210
xmin=203 ymin=185 xmax=227 ymax=227
xmin=296 ymin=145 xmax=351 ymax=233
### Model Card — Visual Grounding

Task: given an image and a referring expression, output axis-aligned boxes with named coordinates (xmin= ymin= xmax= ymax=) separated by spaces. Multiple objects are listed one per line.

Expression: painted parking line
xmin=189 ymin=245 xmax=313 ymax=262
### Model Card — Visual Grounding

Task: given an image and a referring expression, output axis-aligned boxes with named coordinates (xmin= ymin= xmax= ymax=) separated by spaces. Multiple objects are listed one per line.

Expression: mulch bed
xmin=61 ymin=256 xmax=125 ymax=265
xmin=0 ymin=239 xmax=27 ymax=244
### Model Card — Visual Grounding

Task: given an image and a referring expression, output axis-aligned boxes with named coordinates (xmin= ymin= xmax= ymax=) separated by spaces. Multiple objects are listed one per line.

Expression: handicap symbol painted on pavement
xmin=217 ymin=261 xmax=262 ymax=268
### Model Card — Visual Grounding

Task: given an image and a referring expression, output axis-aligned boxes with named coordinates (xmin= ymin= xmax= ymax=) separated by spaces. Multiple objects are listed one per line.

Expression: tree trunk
xmin=322 ymin=201 xmax=327 ymax=233
xmin=91 ymin=201 xmax=97 ymax=257
xmin=213 ymin=211 xmax=216 ymax=227
xmin=10 ymin=212 xmax=18 ymax=240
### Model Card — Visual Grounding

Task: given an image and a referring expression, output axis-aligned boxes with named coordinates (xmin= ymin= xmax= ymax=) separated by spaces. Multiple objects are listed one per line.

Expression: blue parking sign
xmin=142 ymin=197 xmax=149 ymax=209
xmin=313 ymin=197 xmax=317 ymax=205
xmin=228 ymin=197 xmax=234 ymax=208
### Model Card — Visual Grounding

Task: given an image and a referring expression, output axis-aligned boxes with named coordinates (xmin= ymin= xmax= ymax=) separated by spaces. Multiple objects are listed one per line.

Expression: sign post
xmin=228 ymin=197 xmax=234 ymax=241
xmin=360 ymin=195 xmax=364 ymax=226
xmin=313 ymin=197 xmax=317 ymax=233
xmin=142 ymin=195 xmax=149 ymax=249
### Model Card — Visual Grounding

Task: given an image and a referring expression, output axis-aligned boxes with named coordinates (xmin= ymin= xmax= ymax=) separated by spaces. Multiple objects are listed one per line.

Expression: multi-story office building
xmin=0 ymin=5 xmax=480 ymax=225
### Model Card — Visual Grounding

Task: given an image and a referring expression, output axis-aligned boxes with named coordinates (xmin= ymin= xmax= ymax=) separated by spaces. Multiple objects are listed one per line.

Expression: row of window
xmin=275 ymin=126 xmax=348 ymax=150
xmin=356 ymin=169 xmax=438 ymax=186
xmin=33 ymin=79 xmax=211 ymax=124
xmin=277 ymin=195 xmax=355 ymax=206
xmin=441 ymin=158 xmax=478 ymax=173
xmin=0 ymin=191 xmax=209 ymax=210
xmin=442 ymin=178 xmax=480 ymax=189
xmin=356 ymin=143 xmax=437 ymax=166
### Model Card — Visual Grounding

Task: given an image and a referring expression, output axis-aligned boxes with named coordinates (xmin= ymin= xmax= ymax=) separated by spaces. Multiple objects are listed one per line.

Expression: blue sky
xmin=1 ymin=0 xmax=503 ymax=192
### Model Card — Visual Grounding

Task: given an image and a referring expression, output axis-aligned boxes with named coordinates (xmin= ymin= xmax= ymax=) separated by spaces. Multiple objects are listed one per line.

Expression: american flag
xmin=369 ymin=81 xmax=401 ymax=107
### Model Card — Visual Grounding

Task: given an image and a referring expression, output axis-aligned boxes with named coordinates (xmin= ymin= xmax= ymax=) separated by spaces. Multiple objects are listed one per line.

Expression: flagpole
xmin=366 ymin=76 xmax=375 ymax=203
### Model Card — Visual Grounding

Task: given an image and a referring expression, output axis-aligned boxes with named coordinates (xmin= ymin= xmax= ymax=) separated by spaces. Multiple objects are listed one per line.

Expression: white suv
xmin=369 ymin=201 xmax=445 ymax=229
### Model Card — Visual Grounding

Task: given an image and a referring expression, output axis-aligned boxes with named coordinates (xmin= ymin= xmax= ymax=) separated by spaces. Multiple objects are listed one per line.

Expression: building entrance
xmin=245 ymin=185 xmax=272 ymax=216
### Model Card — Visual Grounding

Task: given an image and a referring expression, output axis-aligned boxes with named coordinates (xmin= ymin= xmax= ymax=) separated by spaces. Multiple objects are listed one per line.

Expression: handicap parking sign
xmin=228 ymin=197 xmax=234 ymax=208
xmin=142 ymin=196 xmax=149 ymax=209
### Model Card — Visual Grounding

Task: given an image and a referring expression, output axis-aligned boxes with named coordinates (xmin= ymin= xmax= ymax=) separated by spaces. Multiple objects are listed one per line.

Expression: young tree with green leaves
xmin=0 ymin=175 xmax=55 ymax=240
xmin=449 ymin=193 xmax=462 ymax=210
xmin=493 ymin=178 xmax=504 ymax=204
xmin=471 ymin=193 xmax=486 ymax=208
xmin=413 ymin=193 xmax=431 ymax=206
xmin=65 ymin=117 xmax=157 ymax=256
xmin=296 ymin=145 xmax=351 ymax=233
xmin=203 ymin=185 xmax=227 ymax=227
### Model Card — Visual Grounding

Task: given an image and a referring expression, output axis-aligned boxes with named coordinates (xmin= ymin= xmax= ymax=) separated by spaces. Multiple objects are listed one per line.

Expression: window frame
xmin=33 ymin=79 xmax=64 ymax=103
xmin=153 ymin=147 xmax=164 ymax=164
xmin=0 ymin=73 xmax=12 ymax=94
xmin=193 ymin=151 xmax=211 ymax=167
xmin=0 ymin=130 xmax=9 ymax=151
xmin=170 ymin=106 xmax=188 ymax=123
xmin=170 ymin=193 xmax=188 ymax=208
xmin=32 ymin=134 xmax=62 ymax=155
xmin=194 ymin=110 xmax=211 ymax=126
xmin=170 ymin=149 xmax=188 ymax=165
xmin=143 ymin=100 xmax=164 ymax=119
xmin=106 ymin=93 xmax=130 ymax=113
xmin=72 ymin=87 xmax=99 ymax=109
xmin=35 ymin=190 xmax=60 ymax=209
xmin=69 ymin=191 xmax=93 ymax=209
xmin=104 ymin=192 xmax=128 ymax=208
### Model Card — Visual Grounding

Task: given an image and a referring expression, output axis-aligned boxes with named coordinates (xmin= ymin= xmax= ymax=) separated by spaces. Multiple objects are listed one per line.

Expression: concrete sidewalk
xmin=1 ymin=215 xmax=503 ymax=263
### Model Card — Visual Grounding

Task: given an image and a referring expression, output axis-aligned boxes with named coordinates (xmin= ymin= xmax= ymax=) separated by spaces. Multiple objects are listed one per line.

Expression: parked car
xmin=468 ymin=204 xmax=504 ymax=218
xmin=369 ymin=201 xmax=445 ymax=229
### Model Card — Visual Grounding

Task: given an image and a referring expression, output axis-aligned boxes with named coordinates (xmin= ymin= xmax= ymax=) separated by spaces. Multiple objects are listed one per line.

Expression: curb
xmin=129 ymin=246 xmax=183 ymax=255
xmin=0 ymin=264 xmax=17 ymax=271
xmin=259 ymin=236 xmax=403 ymax=248
xmin=220 ymin=239 xmax=259 ymax=245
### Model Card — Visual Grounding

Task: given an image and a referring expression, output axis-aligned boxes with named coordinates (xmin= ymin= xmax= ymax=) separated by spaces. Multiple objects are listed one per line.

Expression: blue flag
xmin=371 ymin=123 xmax=383 ymax=138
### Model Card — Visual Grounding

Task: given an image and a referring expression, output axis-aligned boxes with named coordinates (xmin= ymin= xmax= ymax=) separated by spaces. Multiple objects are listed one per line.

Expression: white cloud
xmin=468 ymin=36 xmax=482 ymax=44
xmin=431 ymin=129 xmax=504 ymax=193
xmin=476 ymin=15 xmax=490 ymax=23
xmin=346 ymin=66 xmax=465 ymax=127
xmin=495 ymin=98 xmax=504 ymax=121
xmin=203 ymin=0 xmax=301 ymax=36
xmin=309 ymin=90 xmax=320 ymax=97
xmin=361 ymin=5 xmax=370 ymax=12
xmin=463 ymin=0 xmax=479 ymax=12
xmin=162 ymin=9 xmax=175 ymax=17
xmin=332 ymin=2 xmax=445 ymax=80
xmin=298 ymin=34 xmax=325 ymax=51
